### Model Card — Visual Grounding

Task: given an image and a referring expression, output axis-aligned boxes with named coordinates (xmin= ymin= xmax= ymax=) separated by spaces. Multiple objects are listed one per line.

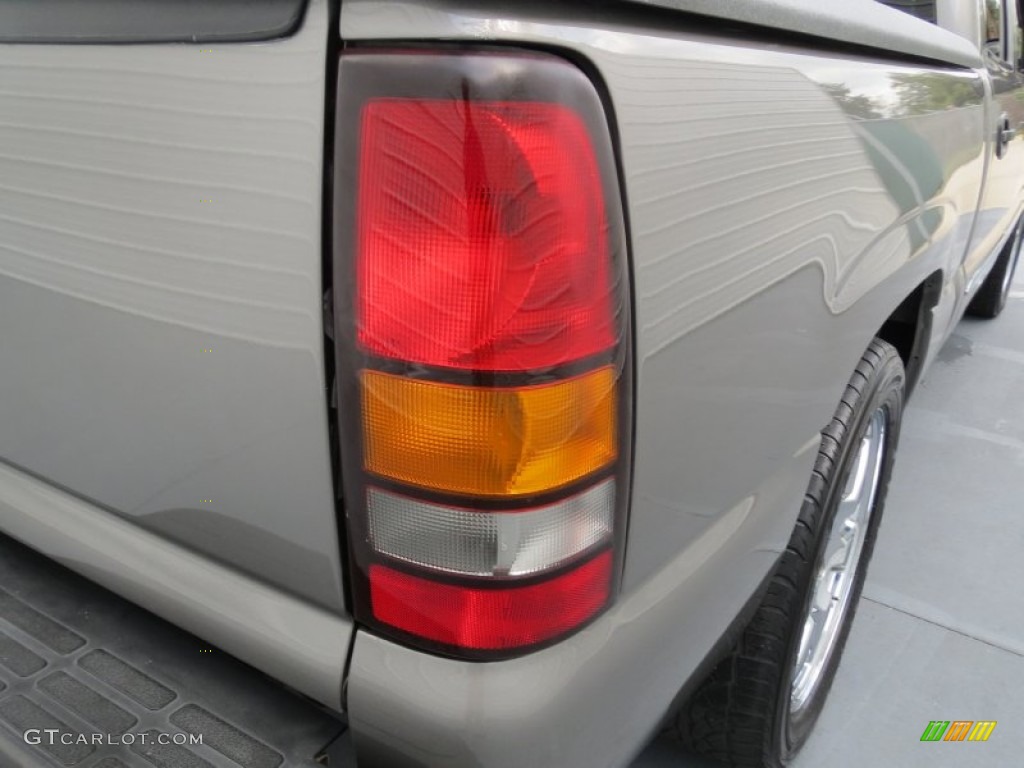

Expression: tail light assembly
xmin=333 ymin=50 xmax=631 ymax=659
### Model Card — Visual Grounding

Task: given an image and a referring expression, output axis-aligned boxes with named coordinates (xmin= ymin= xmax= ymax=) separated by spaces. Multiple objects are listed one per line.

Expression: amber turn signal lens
xmin=362 ymin=366 xmax=617 ymax=496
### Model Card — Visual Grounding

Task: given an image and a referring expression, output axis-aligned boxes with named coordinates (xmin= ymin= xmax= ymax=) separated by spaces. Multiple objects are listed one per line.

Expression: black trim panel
xmin=0 ymin=0 xmax=310 ymax=44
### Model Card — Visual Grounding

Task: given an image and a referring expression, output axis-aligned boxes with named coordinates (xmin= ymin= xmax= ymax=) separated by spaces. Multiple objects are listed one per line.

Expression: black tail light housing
xmin=332 ymin=49 xmax=632 ymax=659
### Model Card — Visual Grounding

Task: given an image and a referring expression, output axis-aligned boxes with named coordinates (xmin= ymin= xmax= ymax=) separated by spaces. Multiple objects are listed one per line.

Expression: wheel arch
xmin=875 ymin=269 xmax=943 ymax=398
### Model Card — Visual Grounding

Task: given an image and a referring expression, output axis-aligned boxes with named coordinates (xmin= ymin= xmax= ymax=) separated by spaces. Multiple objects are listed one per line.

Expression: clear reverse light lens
xmin=367 ymin=479 xmax=615 ymax=577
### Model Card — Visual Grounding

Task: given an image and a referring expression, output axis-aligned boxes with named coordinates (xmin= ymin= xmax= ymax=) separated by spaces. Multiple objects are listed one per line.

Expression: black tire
xmin=671 ymin=339 xmax=906 ymax=767
xmin=967 ymin=215 xmax=1022 ymax=319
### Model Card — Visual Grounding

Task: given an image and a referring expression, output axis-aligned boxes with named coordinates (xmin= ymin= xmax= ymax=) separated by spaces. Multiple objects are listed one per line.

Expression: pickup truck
xmin=0 ymin=1 xmax=1020 ymax=767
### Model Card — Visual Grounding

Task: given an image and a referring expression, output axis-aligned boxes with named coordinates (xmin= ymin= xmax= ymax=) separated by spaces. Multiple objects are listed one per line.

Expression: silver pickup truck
xmin=0 ymin=1 xmax=1021 ymax=767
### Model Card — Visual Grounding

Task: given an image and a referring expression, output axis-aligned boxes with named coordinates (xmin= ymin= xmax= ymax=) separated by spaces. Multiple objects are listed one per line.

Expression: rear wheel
xmin=672 ymin=339 xmax=905 ymax=767
xmin=968 ymin=215 xmax=1022 ymax=319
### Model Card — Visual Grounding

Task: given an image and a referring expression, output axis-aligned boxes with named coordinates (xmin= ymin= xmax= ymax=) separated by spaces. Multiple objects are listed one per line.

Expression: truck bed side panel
xmin=0 ymin=0 xmax=345 ymax=613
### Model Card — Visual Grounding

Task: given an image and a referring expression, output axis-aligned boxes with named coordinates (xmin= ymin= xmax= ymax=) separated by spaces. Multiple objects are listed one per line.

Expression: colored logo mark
xmin=921 ymin=721 xmax=996 ymax=742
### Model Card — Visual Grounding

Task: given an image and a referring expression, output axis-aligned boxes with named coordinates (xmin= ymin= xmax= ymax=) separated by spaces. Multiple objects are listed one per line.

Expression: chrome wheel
xmin=790 ymin=407 xmax=887 ymax=715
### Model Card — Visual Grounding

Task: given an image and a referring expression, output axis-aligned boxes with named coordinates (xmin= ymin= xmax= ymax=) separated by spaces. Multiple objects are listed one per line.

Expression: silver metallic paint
xmin=0 ymin=460 xmax=348 ymax=710
xmin=0 ymin=0 xmax=346 ymax=612
xmin=938 ymin=0 xmax=986 ymax=51
xmin=627 ymin=0 xmax=982 ymax=68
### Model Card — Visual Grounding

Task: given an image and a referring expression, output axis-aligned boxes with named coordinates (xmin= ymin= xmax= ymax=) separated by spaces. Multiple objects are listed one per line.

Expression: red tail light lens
xmin=357 ymin=99 xmax=615 ymax=371
xmin=333 ymin=50 xmax=631 ymax=659
xmin=370 ymin=551 xmax=613 ymax=650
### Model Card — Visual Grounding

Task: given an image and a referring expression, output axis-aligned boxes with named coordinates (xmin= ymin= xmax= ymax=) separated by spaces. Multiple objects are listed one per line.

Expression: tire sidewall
xmin=972 ymin=214 xmax=1023 ymax=318
xmin=773 ymin=350 xmax=905 ymax=763
xmin=995 ymin=218 xmax=1023 ymax=314
xmin=1004 ymin=219 xmax=1023 ymax=303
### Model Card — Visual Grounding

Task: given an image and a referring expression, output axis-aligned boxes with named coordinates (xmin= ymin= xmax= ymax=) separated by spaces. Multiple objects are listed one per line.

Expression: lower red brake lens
xmin=369 ymin=550 xmax=613 ymax=650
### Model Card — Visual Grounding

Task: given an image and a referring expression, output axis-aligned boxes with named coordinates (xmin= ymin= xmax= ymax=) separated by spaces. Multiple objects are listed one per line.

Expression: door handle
xmin=996 ymin=113 xmax=1015 ymax=158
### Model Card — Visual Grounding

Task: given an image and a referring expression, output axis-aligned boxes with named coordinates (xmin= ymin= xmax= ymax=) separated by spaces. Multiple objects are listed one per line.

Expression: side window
xmin=1017 ymin=0 xmax=1024 ymax=69
xmin=875 ymin=0 xmax=937 ymax=24
xmin=985 ymin=0 xmax=1002 ymax=44
xmin=983 ymin=0 xmax=1011 ymax=65
xmin=990 ymin=0 xmax=1024 ymax=69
